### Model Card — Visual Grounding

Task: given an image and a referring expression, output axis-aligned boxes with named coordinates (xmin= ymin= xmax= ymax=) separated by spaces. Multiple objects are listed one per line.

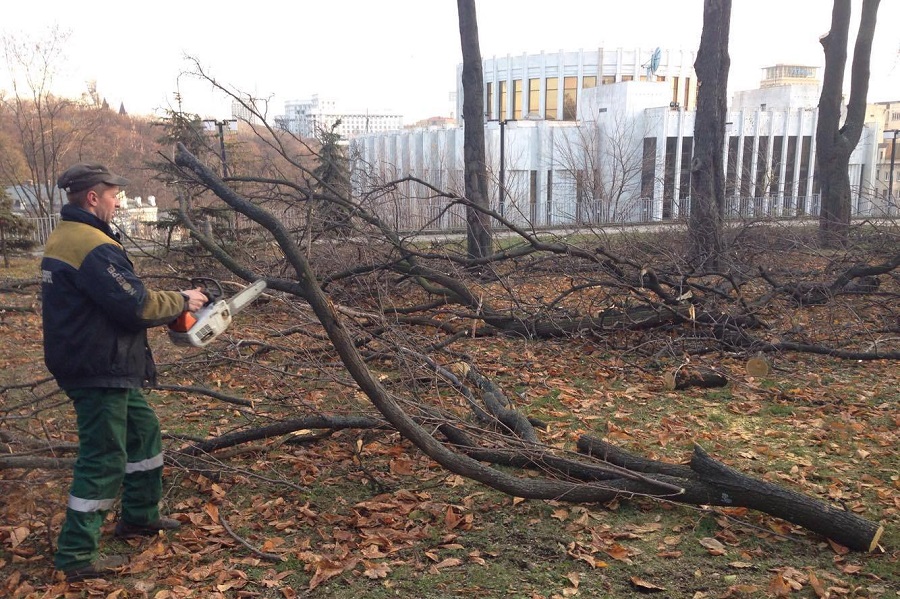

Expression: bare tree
xmin=457 ymin=0 xmax=492 ymax=259
xmin=816 ymin=0 xmax=881 ymax=247
xmin=0 ymin=27 xmax=85 ymax=217
xmin=552 ymin=110 xmax=652 ymax=224
xmin=687 ymin=0 xmax=731 ymax=268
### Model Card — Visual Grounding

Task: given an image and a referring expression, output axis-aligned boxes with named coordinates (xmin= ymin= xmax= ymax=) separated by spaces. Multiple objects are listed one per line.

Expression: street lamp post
xmin=885 ymin=129 xmax=898 ymax=212
xmin=203 ymin=119 xmax=238 ymax=177
xmin=499 ymin=119 xmax=507 ymax=217
xmin=491 ymin=118 xmax=515 ymax=217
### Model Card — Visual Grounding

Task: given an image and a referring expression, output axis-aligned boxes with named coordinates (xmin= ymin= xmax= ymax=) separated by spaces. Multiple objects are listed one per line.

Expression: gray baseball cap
xmin=57 ymin=163 xmax=130 ymax=194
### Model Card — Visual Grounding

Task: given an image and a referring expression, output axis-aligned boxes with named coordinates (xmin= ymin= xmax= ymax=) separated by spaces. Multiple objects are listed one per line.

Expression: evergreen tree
xmin=0 ymin=190 xmax=34 ymax=267
xmin=312 ymin=121 xmax=352 ymax=236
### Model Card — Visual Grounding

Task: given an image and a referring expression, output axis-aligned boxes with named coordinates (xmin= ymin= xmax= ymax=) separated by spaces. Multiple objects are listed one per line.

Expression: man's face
xmin=87 ymin=185 xmax=121 ymax=223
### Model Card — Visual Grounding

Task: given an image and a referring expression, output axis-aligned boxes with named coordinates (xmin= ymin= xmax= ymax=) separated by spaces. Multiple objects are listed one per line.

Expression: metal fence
xmin=16 ymin=214 xmax=60 ymax=245
xmin=12 ymin=190 xmax=889 ymax=247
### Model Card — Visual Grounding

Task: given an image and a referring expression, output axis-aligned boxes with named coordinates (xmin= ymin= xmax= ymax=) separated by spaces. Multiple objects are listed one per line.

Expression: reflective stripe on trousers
xmin=125 ymin=452 xmax=165 ymax=473
xmin=67 ymin=495 xmax=117 ymax=512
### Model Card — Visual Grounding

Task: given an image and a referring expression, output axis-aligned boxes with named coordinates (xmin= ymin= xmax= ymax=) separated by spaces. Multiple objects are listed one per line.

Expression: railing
xmin=16 ymin=214 xmax=60 ymax=245
xmin=10 ymin=191 xmax=888 ymax=247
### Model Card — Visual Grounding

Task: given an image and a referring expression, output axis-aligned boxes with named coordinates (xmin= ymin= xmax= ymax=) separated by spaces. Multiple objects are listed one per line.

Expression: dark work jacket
xmin=41 ymin=204 xmax=186 ymax=390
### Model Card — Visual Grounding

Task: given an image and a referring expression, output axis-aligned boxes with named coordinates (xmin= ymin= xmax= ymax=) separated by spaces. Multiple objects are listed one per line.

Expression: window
xmin=486 ymin=82 xmax=494 ymax=120
xmin=563 ymin=76 xmax=578 ymax=121
xmin=601 ymin=75 xmax=616 ymax=85
xmin=499 ymin=81 xmax=508 ymax=120
xmin=683 ymin=77 xmax=691 ymax=110
xmin=583 ymin=76 xmax=597 ymax=89
xmin=621 ymin=75 xmax=634 ymax=82
xmin=671 ymin=76 xmax=680 ymax=105
xmin=528 ymin=78 xmax=540 ymax=117
xmin=545 ymin=77 xmax=558 ymax=120
xmin=513 ymin=79 xmax=523 ymax=120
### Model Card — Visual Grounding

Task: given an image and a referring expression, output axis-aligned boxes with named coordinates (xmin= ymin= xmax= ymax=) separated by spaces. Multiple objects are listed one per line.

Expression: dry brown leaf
xmin=767 ymin=574 xmax=792 ymax=597
xmin=203 ymin=502 xmax=220 ymax=523
xmin=807 ymin=570 xmax=827 ymax=598
xmin=699 ymin=537 xmax=727 ymax=556
xmin=605 ymin=542 xmax=633 ymax=563
xmin=8 ymin=526 xmax=29 ymax=549
xmin=307 ymin=558 xmax=346 ymax=591
xmin=431 ymin=557 xmax=462 ymax=570
xmin=630 ymin=576 xmax=666 ymax=592
xmin=363 ymin=561 xmax=391 ymax=579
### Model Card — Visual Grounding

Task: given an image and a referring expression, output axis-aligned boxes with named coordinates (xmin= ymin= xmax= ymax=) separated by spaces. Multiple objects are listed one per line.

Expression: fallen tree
xmin=159 ymin=143 xmax=889 ymax=552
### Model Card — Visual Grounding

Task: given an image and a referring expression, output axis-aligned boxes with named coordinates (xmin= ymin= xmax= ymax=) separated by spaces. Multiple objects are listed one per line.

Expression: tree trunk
xmin=457 ymin=0 xmax=493 ymax=260
xmin=817 ymin=0 xmax=881 ymax=247
xmin=578 ymin=438 xmax=884 ymax=552
xmin=688 ymin=0 xmax=731 ymax=269
xmin=1 ymin=226 xmax=8 ymax=268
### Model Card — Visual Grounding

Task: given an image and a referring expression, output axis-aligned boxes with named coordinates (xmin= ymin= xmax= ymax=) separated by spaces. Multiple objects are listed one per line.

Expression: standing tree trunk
xmin=817 ymin=0 xmax=881 ymax=248
xmin=688 ymin=0 xmax=731 ymax=269
xmin=457 ymin=0 xmax=493 ymax=260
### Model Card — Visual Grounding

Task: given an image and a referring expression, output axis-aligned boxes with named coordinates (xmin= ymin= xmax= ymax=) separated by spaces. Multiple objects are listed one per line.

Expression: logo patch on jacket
xmin=107 ymin=264 xmax=136 ymax=295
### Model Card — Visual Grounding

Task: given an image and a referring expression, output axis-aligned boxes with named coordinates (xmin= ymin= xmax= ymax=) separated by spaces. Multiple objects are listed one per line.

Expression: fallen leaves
xmin=1 ymin=256 xmax=898 ymax=598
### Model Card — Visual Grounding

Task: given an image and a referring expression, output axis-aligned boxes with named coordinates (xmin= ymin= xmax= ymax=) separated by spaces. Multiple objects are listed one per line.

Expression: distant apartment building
xmin=231 ymin=100 xmax=261 ymax=125
xmin=276 ymin=95 xmax=403 ymax=140
xmin=351 ymin=47 xmax=885 ymax=231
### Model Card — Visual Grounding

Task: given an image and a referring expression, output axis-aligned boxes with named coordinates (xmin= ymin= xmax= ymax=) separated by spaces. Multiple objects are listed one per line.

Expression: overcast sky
xmin=3 ymin=0 xmax=898 ymax=123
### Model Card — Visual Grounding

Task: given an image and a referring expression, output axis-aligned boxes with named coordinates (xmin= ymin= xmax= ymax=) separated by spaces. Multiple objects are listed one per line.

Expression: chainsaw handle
xmin=189 ymin=277 xmax=224 ymax=304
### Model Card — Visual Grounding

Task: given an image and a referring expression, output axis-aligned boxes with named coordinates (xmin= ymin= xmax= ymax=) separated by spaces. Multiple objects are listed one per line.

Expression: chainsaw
xmin=168 ymin=278 xmax=267 ymax=347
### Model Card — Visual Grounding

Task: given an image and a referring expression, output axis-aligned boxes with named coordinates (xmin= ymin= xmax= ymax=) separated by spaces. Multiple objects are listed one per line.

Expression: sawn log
xmin=578 ymin=436 xmax=884 ymax=552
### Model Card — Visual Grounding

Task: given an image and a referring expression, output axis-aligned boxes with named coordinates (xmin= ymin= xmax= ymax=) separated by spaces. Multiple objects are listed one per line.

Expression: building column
xmin=791 ymin=109 xmax=805 ymax=212
xmin=557 ymin=50 xmax=565 ymax=121
xmin=807 ymin=108 xmax=819 ymax=214
xmin=778 ymin=109 xmax=790 ymax=216
xmin=653 ymin=112 xmax=667 ymax=220
xmin=765 ymin=116 xmax=775 ymax=215
xmin=672 ymin=108 xmax=685 ymax=218
xmin=734 ymin=110 xmax=746 ymax=216
xmin=749 ymin=109 xmax=762 ymax=209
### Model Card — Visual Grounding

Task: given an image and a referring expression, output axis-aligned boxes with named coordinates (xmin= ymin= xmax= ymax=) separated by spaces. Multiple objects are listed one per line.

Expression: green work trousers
xmin=54 ymin=388 xmax=164 ymax=571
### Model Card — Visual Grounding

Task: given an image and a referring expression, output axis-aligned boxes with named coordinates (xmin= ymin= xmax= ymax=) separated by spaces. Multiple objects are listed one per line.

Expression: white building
xmin=469 ymin=46 xmax=697 ymax=123
xmin=276 ymin=94 xmax=403 ymax=140
xmin=115 ymin=195 xmax=160 ymax=239
xmin=350 ymin=48 xmax=882 ymax=232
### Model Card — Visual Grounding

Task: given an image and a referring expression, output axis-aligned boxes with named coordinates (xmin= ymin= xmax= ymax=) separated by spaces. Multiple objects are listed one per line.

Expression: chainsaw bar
xmin=227 ymin=280 xmax=267 ymax=314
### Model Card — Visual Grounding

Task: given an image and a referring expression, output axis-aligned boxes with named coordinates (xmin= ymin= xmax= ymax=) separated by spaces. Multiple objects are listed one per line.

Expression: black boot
xmin=114 ymin=516 xmax=181 ymax=539
xmin=63 ymin=554 xmax=128 ymax=582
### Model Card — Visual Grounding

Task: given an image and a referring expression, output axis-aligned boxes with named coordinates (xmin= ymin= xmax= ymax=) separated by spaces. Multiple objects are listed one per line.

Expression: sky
xmin=3 ymin=0 xmax=898 ymax=124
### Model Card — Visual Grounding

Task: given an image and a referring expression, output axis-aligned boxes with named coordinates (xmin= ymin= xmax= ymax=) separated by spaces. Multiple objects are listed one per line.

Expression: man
xmin=41 ymin=163 xmax=207 ymax=582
